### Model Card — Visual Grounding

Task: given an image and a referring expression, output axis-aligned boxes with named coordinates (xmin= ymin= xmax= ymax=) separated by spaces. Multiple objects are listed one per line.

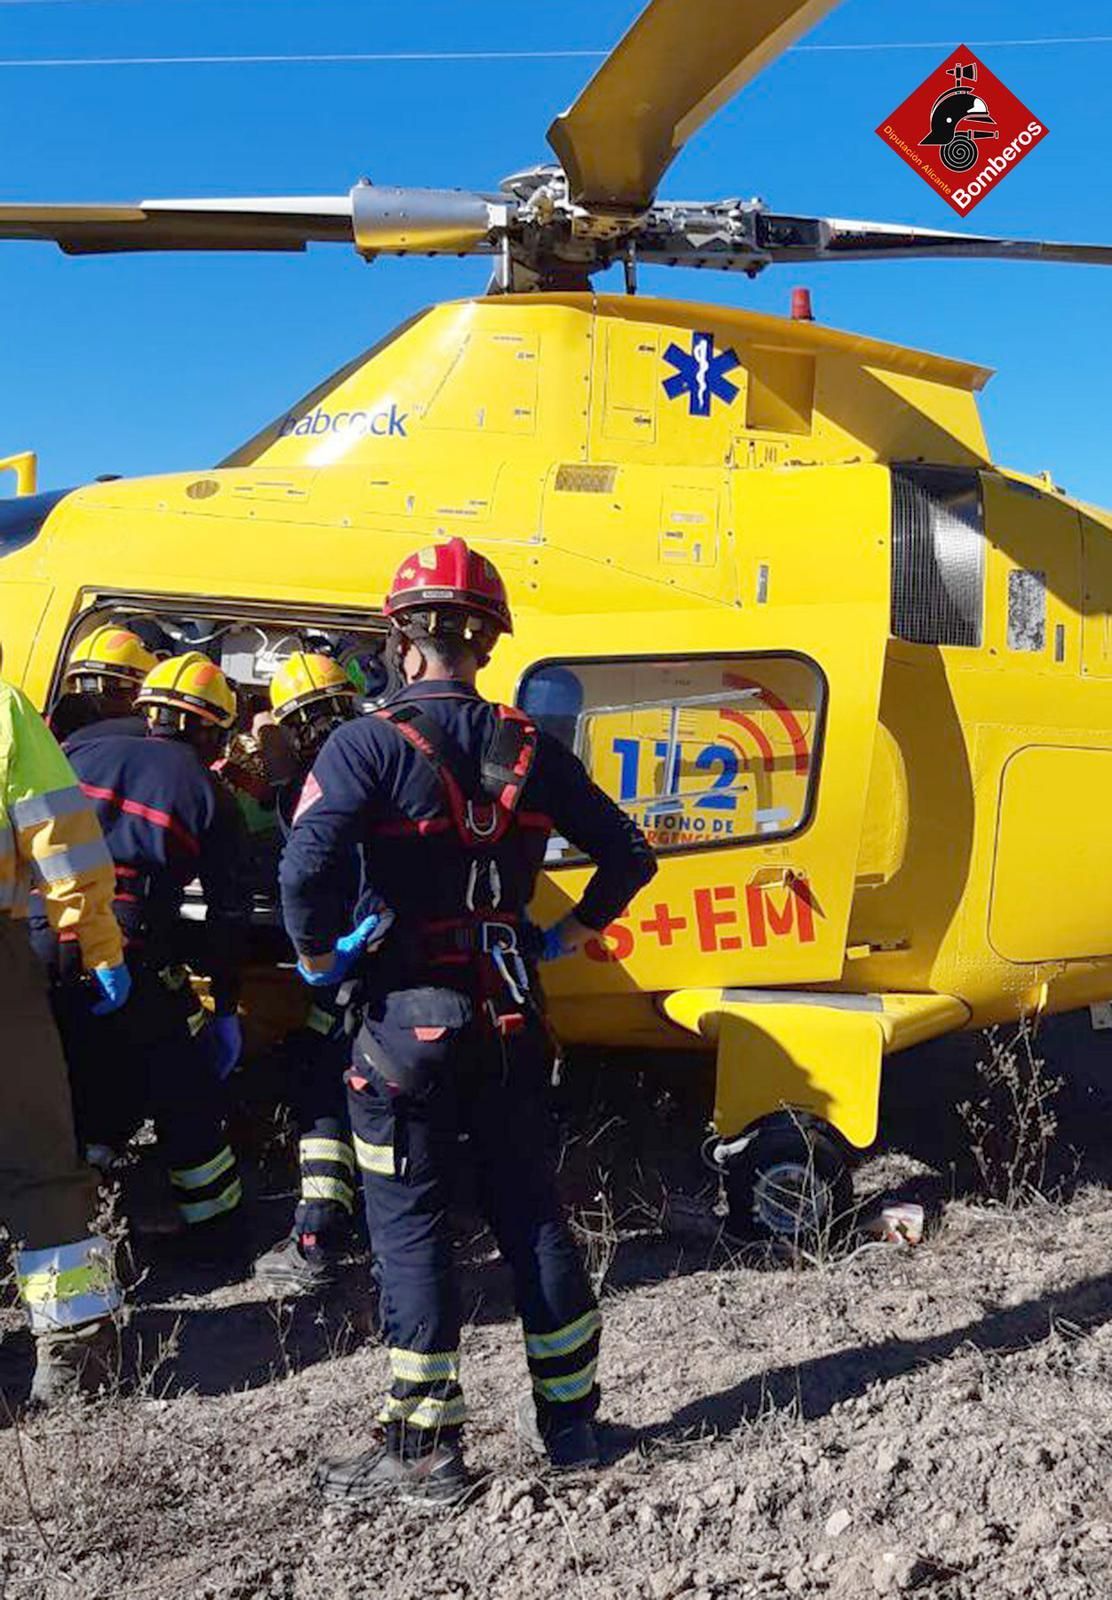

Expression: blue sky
xmin=2 ymin=0 xmax=1111 ymax=503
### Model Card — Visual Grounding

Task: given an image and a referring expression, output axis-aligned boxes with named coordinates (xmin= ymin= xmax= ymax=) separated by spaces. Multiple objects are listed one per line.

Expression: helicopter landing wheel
xmin=941 ymin=135 xmax=978 ymax=173
xmin=721 ymin=1118 xmax=854 ymax=1255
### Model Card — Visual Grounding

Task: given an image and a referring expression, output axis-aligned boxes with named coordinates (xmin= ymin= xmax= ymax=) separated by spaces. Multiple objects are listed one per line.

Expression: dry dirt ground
xmin=3 ymin=1013 xmax=1112 ymax=1600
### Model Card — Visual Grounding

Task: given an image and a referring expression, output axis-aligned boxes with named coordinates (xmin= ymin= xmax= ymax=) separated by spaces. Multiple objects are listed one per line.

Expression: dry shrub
xmin=957 ymin=1021 xmax=1063 ymax=1207
xmin=569 ymin=1176 xmax=619 ymax=1295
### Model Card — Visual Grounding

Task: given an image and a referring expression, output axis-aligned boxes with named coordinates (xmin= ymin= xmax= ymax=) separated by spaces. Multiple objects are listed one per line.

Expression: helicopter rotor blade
xmin=0 ymin=185 xmax=511 ymax=257
xmin=628 ymin=208 xmax=1112 ymax=274
xmin=754 ymin=214 xmax=1112 ymax=268
xmin=547 ymin=0 xmax=843 ymax=211
xmin=0 ymin=196 xmax=358 ymax=254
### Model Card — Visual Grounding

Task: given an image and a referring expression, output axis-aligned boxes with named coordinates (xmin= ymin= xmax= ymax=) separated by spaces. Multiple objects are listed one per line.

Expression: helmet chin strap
xmin=386 ymin=623 xmax=413 ymax=681
xmin=390 ymin=615 xmax=494 ymax=678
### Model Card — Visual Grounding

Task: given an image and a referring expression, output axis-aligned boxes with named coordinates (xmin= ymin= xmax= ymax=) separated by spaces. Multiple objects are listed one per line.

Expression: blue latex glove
xmin=539 ymin=920 xmax=578 ymax=964
xmin=296 ymin=910 xmax=391 ymax=988
xmin=91 ymin=963 xmax=132 ymax=1017
xmin=210 ymin=1013 xmax=243 ymax=1080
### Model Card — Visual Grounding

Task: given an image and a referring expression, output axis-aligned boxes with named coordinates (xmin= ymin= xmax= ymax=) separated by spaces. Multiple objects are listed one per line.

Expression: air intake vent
xmin=554 ymin=464 xmax=617 ymax=494
xmin=891 ymin=465 xmax=984 ymax=647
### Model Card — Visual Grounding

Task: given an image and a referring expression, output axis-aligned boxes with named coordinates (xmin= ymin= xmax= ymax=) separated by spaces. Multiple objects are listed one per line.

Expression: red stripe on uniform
xmin=369 ymin=817 xmax=453 ymax=837
xmin=516 ymin=811 xmax=553 ymax=830
xmin=79 ymin=783 xmax=200 ymax=856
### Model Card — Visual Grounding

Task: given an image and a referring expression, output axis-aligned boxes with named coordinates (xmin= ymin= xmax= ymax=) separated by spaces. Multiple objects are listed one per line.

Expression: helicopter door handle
xmin=748 ymin=866 xmax=797 ymax=889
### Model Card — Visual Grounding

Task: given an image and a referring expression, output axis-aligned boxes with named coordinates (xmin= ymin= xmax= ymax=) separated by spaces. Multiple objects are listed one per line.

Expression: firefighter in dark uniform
xmin=251 ymin=652 xmax=362 ymax=1291
xmin=49 ymin=624 xmax=158 ymax=742
xmin=280 ymin=538 xmax=657 ymax=1506
xmin=38 ymin=652 xmax=251 ymax=1254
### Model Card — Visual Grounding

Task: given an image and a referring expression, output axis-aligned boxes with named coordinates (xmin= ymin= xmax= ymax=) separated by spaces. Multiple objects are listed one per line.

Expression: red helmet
xmin=384 ymin=537 xmax=513 ymax=636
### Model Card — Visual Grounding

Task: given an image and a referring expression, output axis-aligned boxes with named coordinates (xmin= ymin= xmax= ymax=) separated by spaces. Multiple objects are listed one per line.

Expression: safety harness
xmin=372 ymin=700 xmax=541 ymax=1032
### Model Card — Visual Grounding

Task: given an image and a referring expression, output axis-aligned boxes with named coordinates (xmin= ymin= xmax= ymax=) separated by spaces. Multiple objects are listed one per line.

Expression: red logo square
xmin=877 ymin=46 xmax=1048 ymax=216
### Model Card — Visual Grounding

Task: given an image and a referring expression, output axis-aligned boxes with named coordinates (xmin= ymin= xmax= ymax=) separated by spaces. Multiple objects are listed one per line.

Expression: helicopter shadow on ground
xmin=605 ymin=1263 xmax=1112 ymax=1461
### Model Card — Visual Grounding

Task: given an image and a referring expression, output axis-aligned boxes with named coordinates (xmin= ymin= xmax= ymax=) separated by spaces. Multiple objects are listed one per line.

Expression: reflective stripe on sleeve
xmin=525 ymin=1308 xmax=602 ymax=1360
xmin=353 ymin=1133 xmax=395 ymax=1176
xmin=301 ymin=1175 xmax=354 ymax=1208
xmin=10 ymin=784 xmax=92 ymax=829
xmin=300 ymin=1137 xmax=355 ymax=1171
xmin=170 ymin=1146 xmax=235 ymax=1192
xmin=177 ymin=1176 xmax=242 ymax=1225
xmin=31 ymin=836 xmax=113 ymax=885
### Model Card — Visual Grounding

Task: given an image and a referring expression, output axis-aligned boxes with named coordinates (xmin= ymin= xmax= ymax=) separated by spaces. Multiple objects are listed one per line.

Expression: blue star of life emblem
xmin=662 ymin=331 xmax=741 ymax=417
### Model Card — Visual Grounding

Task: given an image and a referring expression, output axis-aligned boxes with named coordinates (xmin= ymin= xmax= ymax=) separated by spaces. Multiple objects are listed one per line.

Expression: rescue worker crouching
xmin=0 ymin=666 xmax=129 ymax=1406
xmin=280 ymin=537 xmax=657 ymax=1506
xmin=252 ymin=652 xmax=362 ymax=1293
xmin=38 ymin=652 xmax=252 ymax=1263
xmin=49 ymin=623 xmax=158 ymax=742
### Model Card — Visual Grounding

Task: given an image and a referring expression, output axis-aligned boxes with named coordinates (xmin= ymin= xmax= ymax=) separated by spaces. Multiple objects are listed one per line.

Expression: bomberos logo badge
xmin=876 ymin=45 xmax=1048 ymax=216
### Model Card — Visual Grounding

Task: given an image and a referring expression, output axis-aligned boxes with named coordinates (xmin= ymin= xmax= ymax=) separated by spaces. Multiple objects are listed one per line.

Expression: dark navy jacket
xmin=58 ymin=724 xmax=251 ymax=1010
xmin=279 ymin=680 xmax=656 ymax=964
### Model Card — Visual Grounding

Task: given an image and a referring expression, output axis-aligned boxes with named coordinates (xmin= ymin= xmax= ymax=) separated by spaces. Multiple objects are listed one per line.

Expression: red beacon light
xmin=790 ymin=286 xmax=814 ymax=321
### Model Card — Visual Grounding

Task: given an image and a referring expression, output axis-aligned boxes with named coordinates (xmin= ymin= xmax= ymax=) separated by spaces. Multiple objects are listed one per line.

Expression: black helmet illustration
xmin=921 ymin=63 xmax=998 ymax=172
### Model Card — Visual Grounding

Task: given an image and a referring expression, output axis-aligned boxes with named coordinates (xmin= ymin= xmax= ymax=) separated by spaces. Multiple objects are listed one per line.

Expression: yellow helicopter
xmin=3 ymin=0 xmax=1112 ymax=1241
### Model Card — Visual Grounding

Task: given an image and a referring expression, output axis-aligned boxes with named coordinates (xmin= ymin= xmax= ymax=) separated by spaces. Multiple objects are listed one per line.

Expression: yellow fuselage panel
xmin=5 ymin=294 xmax=1112 ymax=1050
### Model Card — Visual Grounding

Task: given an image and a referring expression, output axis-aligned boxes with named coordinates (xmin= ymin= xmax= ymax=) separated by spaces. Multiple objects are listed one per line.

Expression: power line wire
xmin=0 ymin=49 xmax=608 ymax=66
xmin=0 ymin=36 xmax=1110 ymax=67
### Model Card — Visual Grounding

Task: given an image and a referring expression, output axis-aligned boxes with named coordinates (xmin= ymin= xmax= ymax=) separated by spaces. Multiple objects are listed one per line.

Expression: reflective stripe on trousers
xmin=379 ymin=1346 xmax=467 ymax=1431
xmin=169 ymin=1145 xmax=242 ymax=1225
xmin=525 ymin=1306 xmax=602 ymax=1403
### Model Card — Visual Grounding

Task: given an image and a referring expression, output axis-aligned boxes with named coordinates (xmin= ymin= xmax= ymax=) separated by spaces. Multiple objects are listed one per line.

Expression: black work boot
xmin=29 ymin=1319 xmax=118 ymax=1410
xmin=315 ymin=1426 xmax=471 ymax=1509
xmin=516 ymin=1394 xmax=601 ymax=1470
xmin=253 ymin=1231 xmax=340 ymax=1295
xmin=541 ymin=1416 xmax=601 ymax=1470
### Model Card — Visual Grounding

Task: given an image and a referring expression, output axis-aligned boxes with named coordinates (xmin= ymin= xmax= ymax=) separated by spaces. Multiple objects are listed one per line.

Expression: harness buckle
xmin=485 ymin=1000 xmax=526 ymax=1036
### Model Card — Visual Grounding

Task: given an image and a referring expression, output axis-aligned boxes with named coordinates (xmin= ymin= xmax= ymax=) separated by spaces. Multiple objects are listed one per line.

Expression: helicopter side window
xmin=520 ymin=653 xmax=825 ymax=859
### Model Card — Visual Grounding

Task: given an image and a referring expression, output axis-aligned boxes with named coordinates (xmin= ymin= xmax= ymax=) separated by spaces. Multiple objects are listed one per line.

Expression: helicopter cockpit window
xmin=520 ymin=653 xmax=825 ymax=858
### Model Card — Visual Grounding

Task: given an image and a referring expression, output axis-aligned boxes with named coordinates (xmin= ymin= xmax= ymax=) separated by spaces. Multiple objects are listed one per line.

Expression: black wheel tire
xmin=941 ymin=135 xmax=978 ymax=172
xmin=723 ymin=1121 xmax=854 ymax=1252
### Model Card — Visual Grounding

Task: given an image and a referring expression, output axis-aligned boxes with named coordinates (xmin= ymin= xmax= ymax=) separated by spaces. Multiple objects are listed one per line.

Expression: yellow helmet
xmin=66 ymin=624 xmax=158 ymax=687
xmin=136 ymin=652 xmax=238 ymax=730
xmin=269 ymin=652 xmax=357 ymax=721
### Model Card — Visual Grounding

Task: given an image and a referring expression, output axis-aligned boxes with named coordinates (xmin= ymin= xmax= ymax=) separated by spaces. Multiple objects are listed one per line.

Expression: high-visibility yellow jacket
xmin=0 ymin=678 xmax=122 ymax=970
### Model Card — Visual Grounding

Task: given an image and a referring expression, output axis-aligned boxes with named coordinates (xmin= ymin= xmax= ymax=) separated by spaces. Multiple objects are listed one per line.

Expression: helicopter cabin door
xmin=522 ymin=463 xmax=892 ymax=998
